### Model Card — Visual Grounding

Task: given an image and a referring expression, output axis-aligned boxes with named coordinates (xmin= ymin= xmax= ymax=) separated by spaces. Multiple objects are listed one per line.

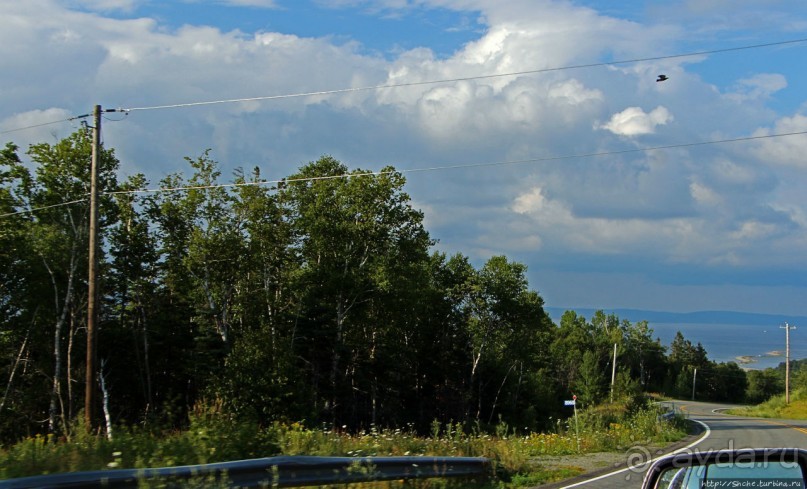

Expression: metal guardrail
xmin=659 ymin=410 xmax=676 ymax=421
xmin=0 ymin=455 xmax=491 ymax=488
xmin=654 ymin=401 xmax=678 ymax=421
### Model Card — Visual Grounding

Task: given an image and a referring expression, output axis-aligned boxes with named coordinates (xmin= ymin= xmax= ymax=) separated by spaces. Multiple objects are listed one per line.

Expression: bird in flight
xmin=656 ymin=74 xmax=669 ymax=82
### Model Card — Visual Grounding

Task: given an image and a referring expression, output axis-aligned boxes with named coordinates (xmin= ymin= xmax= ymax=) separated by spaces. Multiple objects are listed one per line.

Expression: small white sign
xmin=564 ymin=400 xmax=576 ymax=406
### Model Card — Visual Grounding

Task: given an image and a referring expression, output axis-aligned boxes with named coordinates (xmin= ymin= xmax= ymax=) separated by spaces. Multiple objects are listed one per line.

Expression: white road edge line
xmin=559 ymin=418 xmax=711 ymax=489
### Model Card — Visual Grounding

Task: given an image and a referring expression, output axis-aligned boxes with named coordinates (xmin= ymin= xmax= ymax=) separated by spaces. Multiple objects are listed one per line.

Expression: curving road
xmin=556 ymin=400 xmax=807 ymax=489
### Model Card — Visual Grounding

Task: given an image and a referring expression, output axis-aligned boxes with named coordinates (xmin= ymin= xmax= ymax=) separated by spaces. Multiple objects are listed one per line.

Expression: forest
xmin=0 ymin=130 xmax=761 ymax=444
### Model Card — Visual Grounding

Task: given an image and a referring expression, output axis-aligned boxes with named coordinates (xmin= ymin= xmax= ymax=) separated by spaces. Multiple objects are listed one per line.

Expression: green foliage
xmin=575 ymin=350 xmax=605 ymax=407
xmin=0 ymin=133 xmax=742 ymax=459
xmin=0 ymin=400 xmax=279 ymax=479
xmin=734 ymin=360 xmax=807 ymax=416
xmin=746 ymin=368 xmax=785 ymax=403
xmin=0 ymin=404 xmax=687 ymax=483
xmin=0 ymin=131 xmax=120 ymax=438
xmin=704 ymin=362 xmax=748 ymax=403
xmin=729 ymin=388 xmax=807 ymax=419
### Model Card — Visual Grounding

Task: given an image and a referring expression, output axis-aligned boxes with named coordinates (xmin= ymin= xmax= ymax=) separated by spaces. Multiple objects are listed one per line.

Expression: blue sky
xmin=2 ymin=0 xmax=807 ymax=319
xmin=91 ymin=1 xmax=484 ymax=57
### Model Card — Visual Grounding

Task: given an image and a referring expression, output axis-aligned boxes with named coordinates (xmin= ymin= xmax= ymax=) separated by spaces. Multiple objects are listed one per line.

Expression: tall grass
xmin=0 ymin=402 xmax=688 ymax=486
xmin=728 ymin=389 xmax=807 ymax=419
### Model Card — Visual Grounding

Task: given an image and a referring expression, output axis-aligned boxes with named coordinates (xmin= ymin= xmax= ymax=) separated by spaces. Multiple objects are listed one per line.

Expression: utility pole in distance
xmin=85 ymin=104 xmax=101 ymax=431
xmin=781 ymin=322 xmax=796 ymax=404
xmin=610 ymin=343 xmax=617 ymax=403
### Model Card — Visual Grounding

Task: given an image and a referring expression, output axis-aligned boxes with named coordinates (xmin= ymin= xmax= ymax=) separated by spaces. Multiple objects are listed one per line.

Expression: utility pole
xmin=781 ymin=323 xmax=796 ymax=404
xmin=691 ymin=368 xmax=697 ymax=401
xmin=610 ymin=343 xmax=617 ymax=403
xmin=85 ymin=104 xmax=101 ymax=431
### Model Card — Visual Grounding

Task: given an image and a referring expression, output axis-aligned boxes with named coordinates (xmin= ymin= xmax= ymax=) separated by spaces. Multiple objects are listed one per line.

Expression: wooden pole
xmin=610 ymin=342 xmax=617 ymax=402
xmin=573 ymin=396 xmax=580 ymax=452
xmin=781 ymin=323 xmax=795 ymax=404
xmin=85 ymin=104 xmax=101 ymax=431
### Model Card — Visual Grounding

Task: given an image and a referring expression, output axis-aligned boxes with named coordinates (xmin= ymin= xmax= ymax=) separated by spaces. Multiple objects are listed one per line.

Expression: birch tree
xmin=286 ymin=156 xmax=431 ymax=425
xmin=1 ymin=131 xmax=119 ymax=435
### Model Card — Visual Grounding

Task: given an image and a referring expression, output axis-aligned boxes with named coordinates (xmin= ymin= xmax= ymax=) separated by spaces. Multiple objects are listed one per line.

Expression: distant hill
xmin=544 ymin=307 xmax=807 ymax=327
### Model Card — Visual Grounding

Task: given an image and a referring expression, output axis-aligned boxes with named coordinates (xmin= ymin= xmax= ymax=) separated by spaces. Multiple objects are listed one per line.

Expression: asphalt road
xmin=554 ymin=400 xmax=807 ymax=489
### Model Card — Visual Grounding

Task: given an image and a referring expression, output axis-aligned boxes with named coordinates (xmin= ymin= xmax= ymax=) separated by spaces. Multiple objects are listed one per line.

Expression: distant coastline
xmin=545 ymin=307 xmax=807 ymax=370
xmin=545 ymin=307 xmax=807 ymax=327
xmin=735 ymin=351 xmax=784 ymax=365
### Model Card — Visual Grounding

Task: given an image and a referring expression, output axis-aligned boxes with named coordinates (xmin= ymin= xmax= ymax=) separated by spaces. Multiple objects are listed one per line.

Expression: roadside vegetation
xmin=0 ymin=398 xmax=688 ymax=486
xmin=728 ymin=360 xmax=807 ymax=419
xmin=728 ymin=389 xmax=807 ymax=419
xmin=0 ymin=130 xmax=770 ymax=484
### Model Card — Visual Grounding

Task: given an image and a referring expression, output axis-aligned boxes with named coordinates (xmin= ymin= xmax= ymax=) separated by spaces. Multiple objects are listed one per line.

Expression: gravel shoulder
xmin=534 ymin=422 xmax=706 ymax=488
xmin=536 ymin=450 xmax=636 ymax=475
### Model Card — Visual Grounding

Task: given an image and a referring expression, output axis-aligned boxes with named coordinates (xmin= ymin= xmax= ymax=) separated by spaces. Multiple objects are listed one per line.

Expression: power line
xmin=119 ymin=37 xmax=807 ymax=113
xmin=102 ymin=129 xmax=807 ymax=197
xmin=0 ymin=109 xmax=123 ymax=138
xmin=2 ymin=37 xmax=804 ymax=135
xmin=2 ymin=128 xmax=804 ymax=218
xmin=0 ymin=198 xmax=88 ymax=218
xmin=0 ymin=115 xmax=86 ymax=136
xmin=3 ymin=124 xmax=805 ymax=217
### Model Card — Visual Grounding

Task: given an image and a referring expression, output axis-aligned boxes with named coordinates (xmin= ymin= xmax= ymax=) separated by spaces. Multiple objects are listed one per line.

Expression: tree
xmin=575 ymin=350 xmax=605 ymax=407
xmin=213 ymin=167 xmax=302 ymax=421
xmin=551 ymin=311 xmax=593 ymax=390
xmin=26 ymin=131 xmax=119 ymax=435
xmin=623 ymin=320 xmax=667 ymax=391
xmin=0 ymin=143 xmax=38 ymax=439
xmin=746 ymin=369 xmax=783 ymax=403
xmin=285 ymin=156 xmax=432 ymax=426
xmin=669 ymin=331 xmax=709 ymax=369
xmin=181 ymin=152 xmax=245 ymax=347
xmin=106 ymin=174 xmax=160 ymax=422
xmin=704 ymin=362 xmax=748 ymax=403
xmin=0 ymin=132 xmax=119 ymax=437
xmin=411 ymin=253 xmax=476 ymax=427
xmin=7 ymin=135 xmax=732 ymax=439
xmin=668 ymin=331 xmax=711 ymax=399
xmin=466 ymin=256 xmax=552 ymax=424
xmin=612 ymin=368 xmax=642 ymax=405
xmin=145 ymin=152 xmax=248 ymax=412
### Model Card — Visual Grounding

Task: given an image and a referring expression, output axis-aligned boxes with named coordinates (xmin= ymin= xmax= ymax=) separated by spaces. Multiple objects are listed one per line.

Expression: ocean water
xmin=650 ymin=322 xmax=806 ymax=371
xmin=544 ymin=308 xmax=805 ymax=371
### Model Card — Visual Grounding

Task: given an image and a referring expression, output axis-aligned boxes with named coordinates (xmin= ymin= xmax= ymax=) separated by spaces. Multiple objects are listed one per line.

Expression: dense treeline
xmin=0 ymin=131 xmax=756 ymax=443
xmin=743 ymin=359 xmax=807 ymax=404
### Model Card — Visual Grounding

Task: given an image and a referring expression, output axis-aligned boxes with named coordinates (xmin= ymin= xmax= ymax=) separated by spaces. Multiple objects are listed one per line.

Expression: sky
xmin=2 ymin=0 xmax=807 ymax=318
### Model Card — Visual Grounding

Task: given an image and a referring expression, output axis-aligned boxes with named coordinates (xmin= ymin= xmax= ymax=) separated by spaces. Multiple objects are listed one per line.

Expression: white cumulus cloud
xmin=3 ymin=0 xmax=807 ymax=314
xmin=751 ymin=114 xmax=807 ymax=168
xmin=599 ymin=106 xmax=673 ymax=136
xmin=726 ymin=73 xmax=787 ymax=102
xmin=1 ymin=108 xmax=76 ymax=149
